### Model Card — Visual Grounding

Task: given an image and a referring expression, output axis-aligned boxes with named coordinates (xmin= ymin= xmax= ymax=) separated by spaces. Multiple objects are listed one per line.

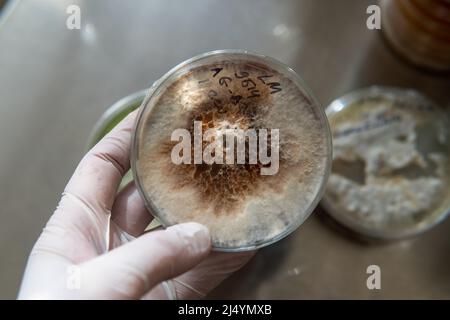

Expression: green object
xmin=86 ymin=90 xmax=146 ymax=151
xmin=85 ymin=90 xmax=147 ymax=190
xmin=86 ymin=89 xmax=162 ymax=230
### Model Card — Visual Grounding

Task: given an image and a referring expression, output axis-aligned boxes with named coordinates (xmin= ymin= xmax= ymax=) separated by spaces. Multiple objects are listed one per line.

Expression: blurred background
xmin=0 ymin=0 xmax=450 ymax=299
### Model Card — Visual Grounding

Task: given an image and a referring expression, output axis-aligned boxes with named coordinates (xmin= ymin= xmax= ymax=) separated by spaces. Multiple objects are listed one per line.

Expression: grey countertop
xmin=1 ymin=0 xmax=449 ymax=299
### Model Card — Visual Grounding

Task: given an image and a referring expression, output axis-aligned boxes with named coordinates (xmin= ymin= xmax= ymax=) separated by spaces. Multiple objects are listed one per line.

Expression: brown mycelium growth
xmin=134 ymin=58 xmax=330 ymax=248
xmin=157 ymin=94 xmax=285 ymax=215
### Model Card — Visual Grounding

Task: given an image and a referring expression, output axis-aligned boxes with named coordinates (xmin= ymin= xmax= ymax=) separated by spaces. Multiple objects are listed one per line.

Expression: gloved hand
xmin=18 ymin=110 xmax=254 ymax=299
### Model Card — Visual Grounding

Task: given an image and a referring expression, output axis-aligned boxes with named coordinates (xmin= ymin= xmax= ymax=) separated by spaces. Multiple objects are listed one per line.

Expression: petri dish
xmin=322 ymin=86 xmax=450 ymax=239
xmin=85 ymin=90 xmax=147 ymax=190
xmin=86 ymin=90 xmax=147 ymax=151
xmin=131 ymin=50 xmax=332 ymax=251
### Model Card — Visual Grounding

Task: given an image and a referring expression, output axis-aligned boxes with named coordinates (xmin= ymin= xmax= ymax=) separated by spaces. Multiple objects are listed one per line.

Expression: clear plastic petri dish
xmin=322 ymin=86 xmax=450 ymax=239
xmin=85 ymin=90 xmax=147 ymax=190
xmin=131 ymin=50 xmax=332 ymax=251
xmin=86 ymin=90 xmax=147 ymax=151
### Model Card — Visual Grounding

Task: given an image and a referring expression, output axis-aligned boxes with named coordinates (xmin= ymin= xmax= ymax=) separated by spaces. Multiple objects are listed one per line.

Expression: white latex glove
xmin=18 ymin=110 xmax=254 ymax=300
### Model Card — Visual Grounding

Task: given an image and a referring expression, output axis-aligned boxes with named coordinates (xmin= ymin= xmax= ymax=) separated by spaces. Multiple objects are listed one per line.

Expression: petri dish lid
xmin=131 ymin=50 xmax=332 ymax=251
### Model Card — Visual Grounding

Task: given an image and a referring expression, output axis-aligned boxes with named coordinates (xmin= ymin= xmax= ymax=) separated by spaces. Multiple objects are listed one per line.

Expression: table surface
xmin=1 ymin=0 xmax=449 ymax=299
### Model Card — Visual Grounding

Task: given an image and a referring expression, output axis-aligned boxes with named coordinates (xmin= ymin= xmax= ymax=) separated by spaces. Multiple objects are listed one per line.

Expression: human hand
xmin=18 ymin=110 xmax=254 ymax=299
